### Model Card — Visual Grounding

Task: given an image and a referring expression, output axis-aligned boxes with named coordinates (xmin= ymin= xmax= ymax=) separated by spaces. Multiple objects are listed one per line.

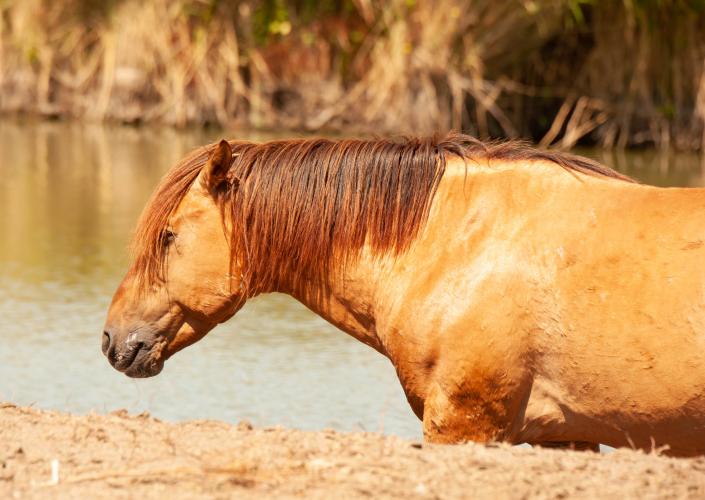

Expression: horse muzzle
xmin=102 ymin=328 xmax=165 ymax=378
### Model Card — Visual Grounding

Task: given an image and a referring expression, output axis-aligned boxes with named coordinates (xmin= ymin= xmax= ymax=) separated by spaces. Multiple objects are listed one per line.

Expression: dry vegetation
xmin=3 ymin=403 xmax=705 ymax=499
xmin=1 ymin=0 xmax=705 ymax=149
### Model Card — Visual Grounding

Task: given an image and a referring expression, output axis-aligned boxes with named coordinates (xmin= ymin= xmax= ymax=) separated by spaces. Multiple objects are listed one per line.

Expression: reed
xmin=1 ymin=0 xmax=704 ymax=149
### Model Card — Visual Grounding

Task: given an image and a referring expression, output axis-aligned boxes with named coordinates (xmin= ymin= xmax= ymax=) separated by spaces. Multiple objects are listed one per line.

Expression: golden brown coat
xmin=103 ymin=134 xmax=705 ymax=455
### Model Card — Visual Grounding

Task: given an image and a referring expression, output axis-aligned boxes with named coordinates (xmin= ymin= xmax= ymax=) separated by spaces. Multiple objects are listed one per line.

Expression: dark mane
xmin=132 ymin=132 xmax=632 ymax=291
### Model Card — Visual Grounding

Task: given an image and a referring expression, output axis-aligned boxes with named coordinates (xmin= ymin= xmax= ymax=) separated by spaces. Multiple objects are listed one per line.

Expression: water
xmin=0 ymin=120 xmax=703 ymax=441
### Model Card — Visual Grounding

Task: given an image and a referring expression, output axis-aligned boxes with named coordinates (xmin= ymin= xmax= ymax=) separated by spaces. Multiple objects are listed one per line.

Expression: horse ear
xmin=200 ymin=140 xmax=233 ymax=192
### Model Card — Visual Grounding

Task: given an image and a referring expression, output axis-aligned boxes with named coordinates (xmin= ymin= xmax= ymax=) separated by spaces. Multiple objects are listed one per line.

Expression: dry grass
xmin=1 ymin=0 xmax=704 ymax=149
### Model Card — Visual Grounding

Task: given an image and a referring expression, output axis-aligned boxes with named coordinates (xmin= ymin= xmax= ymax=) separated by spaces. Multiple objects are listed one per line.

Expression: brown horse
xmin=103 ymin=133 xmax=705 ymax=455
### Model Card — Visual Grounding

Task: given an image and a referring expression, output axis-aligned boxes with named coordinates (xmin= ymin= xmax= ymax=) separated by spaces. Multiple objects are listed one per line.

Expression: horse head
xmin=103 ymin=140 xmax=245 ymax=377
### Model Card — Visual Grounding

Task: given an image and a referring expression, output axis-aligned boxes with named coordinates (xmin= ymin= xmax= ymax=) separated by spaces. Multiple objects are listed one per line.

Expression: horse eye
xmin=163 ymin=229 xmax=176 ymax=247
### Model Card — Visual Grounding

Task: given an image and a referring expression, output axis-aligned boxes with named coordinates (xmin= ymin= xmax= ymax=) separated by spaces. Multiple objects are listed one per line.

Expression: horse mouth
xmin=124 ymin=355 xmax=164 ymax=378
xmin=113 ymin=342 xmax=165 ymax=378
xmin=112 ymin=342 xmax=142 ymax=371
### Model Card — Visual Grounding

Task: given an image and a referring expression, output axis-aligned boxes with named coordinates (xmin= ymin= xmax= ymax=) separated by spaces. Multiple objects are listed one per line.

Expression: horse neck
xmin=266 ymin=157 xmax=615 ymax=358
xmin=277 ymin=250 xmax=391 ymax=355
xmin=265 ymin=157 xmax=547 ymax=357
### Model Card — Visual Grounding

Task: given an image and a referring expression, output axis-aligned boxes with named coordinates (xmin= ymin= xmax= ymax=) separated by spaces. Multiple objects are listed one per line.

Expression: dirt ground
xmin=2 ymin=403 xmax=705 ymax=499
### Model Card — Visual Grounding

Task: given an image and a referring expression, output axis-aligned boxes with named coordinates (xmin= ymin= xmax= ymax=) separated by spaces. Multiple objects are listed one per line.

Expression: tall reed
xmin=1 ymin=0 xmax=704 ymax=149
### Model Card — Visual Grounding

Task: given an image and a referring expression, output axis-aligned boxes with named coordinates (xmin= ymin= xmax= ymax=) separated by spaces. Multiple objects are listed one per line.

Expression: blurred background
xmin=0 ymin=0 xmax=704 ymax=440
xmin=3 ymin=0 xmax=705 ymax=148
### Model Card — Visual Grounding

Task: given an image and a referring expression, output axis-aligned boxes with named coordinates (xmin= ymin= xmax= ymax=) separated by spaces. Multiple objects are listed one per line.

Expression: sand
xmin=2 ymin=403 xmax=705 ymax=499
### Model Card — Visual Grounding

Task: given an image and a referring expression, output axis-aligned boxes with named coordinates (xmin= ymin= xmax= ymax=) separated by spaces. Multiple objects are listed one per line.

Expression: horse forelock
xmin=130 ymin=132 xmax=633 ymax=292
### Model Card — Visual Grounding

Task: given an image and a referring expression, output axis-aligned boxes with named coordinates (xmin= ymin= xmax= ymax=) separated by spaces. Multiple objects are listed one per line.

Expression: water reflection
xmin=578 ymin=147 xmax=705 ymax=187
xmin=0 ymin=120 xmax=418 ymax=438
xmin=0 ymin=120 xmax=703 ymax=441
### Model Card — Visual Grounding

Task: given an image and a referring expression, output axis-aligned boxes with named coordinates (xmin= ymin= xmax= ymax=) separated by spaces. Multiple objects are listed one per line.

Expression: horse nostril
xmin=102 ymin=330 xmax=112 ymax=355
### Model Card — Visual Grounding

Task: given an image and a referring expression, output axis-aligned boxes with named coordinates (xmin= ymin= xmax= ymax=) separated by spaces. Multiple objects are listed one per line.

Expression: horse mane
xmin=132 ymin=132 xmax=633 ymax=291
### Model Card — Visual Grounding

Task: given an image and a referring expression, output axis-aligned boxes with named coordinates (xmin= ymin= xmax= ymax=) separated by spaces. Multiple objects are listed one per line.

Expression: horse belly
xmin=528 ymin=215 xmax=705 ymax=452
xmin=515 ymin=360 xmax=705 ymax=453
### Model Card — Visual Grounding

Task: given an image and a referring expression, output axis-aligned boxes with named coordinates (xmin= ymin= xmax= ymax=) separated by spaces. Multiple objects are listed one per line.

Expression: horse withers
xmin=103 ymin=134 xmax=705 ymax=455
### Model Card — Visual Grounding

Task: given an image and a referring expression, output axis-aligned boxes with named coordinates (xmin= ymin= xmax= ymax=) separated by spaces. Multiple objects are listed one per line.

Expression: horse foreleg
xmin=421 ymin=382 xmax=525 ymax=445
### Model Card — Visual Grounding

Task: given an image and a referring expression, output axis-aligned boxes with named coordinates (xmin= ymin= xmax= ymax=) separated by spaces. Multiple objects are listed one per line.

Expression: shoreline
xmin=2 ymin=403 xmax=705 ymax=499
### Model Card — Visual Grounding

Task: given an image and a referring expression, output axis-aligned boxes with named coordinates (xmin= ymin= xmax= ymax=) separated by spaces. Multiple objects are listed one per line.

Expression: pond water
xmin=0 ymin=120 xmax=703 ymax=440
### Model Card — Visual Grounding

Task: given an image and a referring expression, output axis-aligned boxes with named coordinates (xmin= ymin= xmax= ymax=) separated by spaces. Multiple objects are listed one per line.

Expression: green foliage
xmin=180 ymin=0 xmax=220 ymax=24
xmin=251 ymin=0 xmax=358 ymax=45
xmin=252 ymin=0 xmax=289 ymax=43
xmin=565 ymin=0 xmax=592 ymax=27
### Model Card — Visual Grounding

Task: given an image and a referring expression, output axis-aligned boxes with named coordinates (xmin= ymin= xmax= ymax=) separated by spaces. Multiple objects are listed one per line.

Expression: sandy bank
xmin=1 ymin=403 xmax=705 ymax=499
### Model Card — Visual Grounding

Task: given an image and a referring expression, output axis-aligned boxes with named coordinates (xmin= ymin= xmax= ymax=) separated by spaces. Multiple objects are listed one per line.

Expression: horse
xmin=103 ymin=133 xmax=705 ymax=455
